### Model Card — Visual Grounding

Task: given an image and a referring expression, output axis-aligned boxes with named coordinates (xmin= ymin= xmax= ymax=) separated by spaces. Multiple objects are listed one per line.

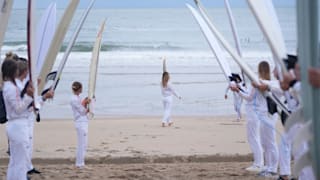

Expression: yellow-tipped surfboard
xmin=88 ymin=19 xmax=106 ymax=119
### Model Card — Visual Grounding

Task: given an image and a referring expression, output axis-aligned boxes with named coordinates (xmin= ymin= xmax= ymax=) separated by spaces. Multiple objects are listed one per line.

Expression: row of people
xmin=1 ymin=53 xmax=94 ymax=179
xmin=229 ymin=58 xmax=317 ymax=180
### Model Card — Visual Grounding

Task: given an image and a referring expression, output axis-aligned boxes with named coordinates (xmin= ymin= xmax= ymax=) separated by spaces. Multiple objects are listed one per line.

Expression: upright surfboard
xmin=189 ymin=1 xmax=290 ymax=115
xmin=27 ymin=0 xmax=40 ymax=110
xmin=224 ymin=0 xmax=246 ymax=84
xmin=50 ymin=0 xmax=95 ymax=93
xmin=187 ymin=4 xmax=232 ymax=81
xmin=88 ymin=19 xmax=106 ymax=118
xmin=191 ymin=1 xmax=258 ymax=83
xmin=36 ymin=2 xmax=56 ymax=75
xmin=0 ymin=0 xmax=14 ymax=53
xmin=0 ymin=0 xmax=14 ymax=86
xmin=38 ymin=0 xmax=79 ymax=94
xmin=246 ymin=0 xmax=288 ymax=74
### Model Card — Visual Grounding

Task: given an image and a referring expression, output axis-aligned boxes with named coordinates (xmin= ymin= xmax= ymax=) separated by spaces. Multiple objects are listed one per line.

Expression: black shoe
xmin=27 ymin=168 xmax=41 ymax=175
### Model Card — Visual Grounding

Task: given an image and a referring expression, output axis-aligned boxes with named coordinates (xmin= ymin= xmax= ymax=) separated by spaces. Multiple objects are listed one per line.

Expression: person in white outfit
xmin=70 ymin=81 xmax=90 ymax=168
xmin=161 ymin=72 xmax=181 ymax=127
xmin=225 ymin=74 xmax=243 ymax=121
xmin=230 ymin=61 xmax=278 ymax=174
xmin=2 ymin=59 xmax=34 ymax=180
xmin=278 ymin=60 xmax=315 ymax=180
xmin=14 ymin=57 xmax=54 ymax=175
xmin=231 ymin=83 xmax=264 ymax=172
xmin=253 ymin=62 xmax=279 ymax=177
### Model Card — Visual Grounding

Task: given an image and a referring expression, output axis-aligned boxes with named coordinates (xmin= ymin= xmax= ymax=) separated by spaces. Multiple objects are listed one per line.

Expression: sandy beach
xmin=0 ymin=116 xmax=284 ymax=179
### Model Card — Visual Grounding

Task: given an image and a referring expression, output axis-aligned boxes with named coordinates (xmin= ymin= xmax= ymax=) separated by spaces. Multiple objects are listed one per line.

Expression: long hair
xmin=1 ymin=60 xmax=18 ymax=84
xmin=258 ymin=61 xmax=270 ymax=80
xmin=72 ymin=81 xmax=82 ymax=93
xmin=161 ymin=72 xmax=169 ymax=88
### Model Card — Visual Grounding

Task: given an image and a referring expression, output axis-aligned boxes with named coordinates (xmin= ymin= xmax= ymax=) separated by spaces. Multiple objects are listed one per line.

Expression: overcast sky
xmin=13 ymin=0 xmax=295 ymax=9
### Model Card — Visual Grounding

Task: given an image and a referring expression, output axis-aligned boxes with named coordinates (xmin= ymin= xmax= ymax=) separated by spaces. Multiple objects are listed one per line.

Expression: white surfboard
xmin=0 ymin=0 xmax=13 ymax=53
xmin=246 ymin=0 xmax=288 ymax=74
xmin=50 ymin=0 xmax=95 ymax=92
xmin=224 ymin=0 xmax=246 ymax=83
xmin=190 ymin=1 xmax=290 ymax=115
xmin=187 ymin=4 xmax=232 ymax=81
xmin=36 ymin=2 xmax=56 ymax=75
xmin=0 ymin=0 xmax=14 ymax=86
xmin=38 ymin=0 xmax=79 ymax=94
xmin=191 ymin=1 xmax=258 ymax=83
xmin=27 ymin=0 xmax=40 ymax=110
xmin=224 ymin=0 xmax=242 ymax=57
xmin=88 ymin=19 xmax=106 ymax=118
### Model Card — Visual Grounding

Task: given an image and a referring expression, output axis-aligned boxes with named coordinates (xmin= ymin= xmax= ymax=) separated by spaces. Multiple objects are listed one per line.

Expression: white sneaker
xmin=245 ymin=165 xmax=262 ymax=172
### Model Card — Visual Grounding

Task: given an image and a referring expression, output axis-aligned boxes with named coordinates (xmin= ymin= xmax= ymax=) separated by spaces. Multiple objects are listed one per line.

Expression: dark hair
xmin=72 ymin=81 xmax=82 ymax=92
xmin=162 ymin=72 xmax=169 ymax=87
xmin=1 ymin=60 xmax=18 ymax=84
xmin=258 ymin=61 xmax=270 ymax=80
xmin=284 ymin=55 xmax=298 ymax=70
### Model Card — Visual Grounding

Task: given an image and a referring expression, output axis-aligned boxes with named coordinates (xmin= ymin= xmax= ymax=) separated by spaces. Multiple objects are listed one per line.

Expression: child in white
xmin=161 ymin=72 xmax=181 ymax=127
xmin=2 ymin=59 xmax=34 ymax=180
xmin=70 ymin=81 xmax=90 ymax=168
xmin=225 ymin=85 xmax=243 ymax=121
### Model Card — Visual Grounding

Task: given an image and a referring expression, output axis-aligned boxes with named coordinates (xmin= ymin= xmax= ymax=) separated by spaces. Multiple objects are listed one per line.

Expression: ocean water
xmin=1 ymin=8 xmax=297 ymax=119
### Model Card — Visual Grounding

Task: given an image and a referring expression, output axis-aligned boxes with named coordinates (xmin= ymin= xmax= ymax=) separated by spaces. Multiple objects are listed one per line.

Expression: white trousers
xmin=260 ymin=113 xmax=279 ymax=173
xmin=279 ymin=124 xmax=315 ymax=179
xmin=162 ymin=96 xmax=173 ymax=124
xmin=27 ymin=113 xmax=35 ymax=171
xmin=245 ymin=106 xmax=263 ymax=167
xmin=279 ymin=124 xmax=297 ymax=176
xmin=75 ymin=121 xmax=88 ymax=167
xmin=233 ymin=93 xmax=242 ymax=119
xmin=6 ymin=119 xmax=29 ymax=180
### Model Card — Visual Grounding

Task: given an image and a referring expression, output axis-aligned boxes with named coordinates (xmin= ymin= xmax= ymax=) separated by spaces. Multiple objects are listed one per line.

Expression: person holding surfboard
xmin=161 ymin=72 xmax=181 ymax=127
xmin=230 ymin=61 xmax=279 ymax=174
xmin=10 ymin=53 xmax=54 ymax=175
xmin=224 ymin=74 xmax=243 ymax=121
xmin=252 ymin=61 xmax=279 ymax=177
xmin=70 ymin=81 xmax=91 ymax=168
xmin=278 ymin=59 xmax=315 ymax=180
xmin=1 ymin=58 xmax=34 ymax=180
